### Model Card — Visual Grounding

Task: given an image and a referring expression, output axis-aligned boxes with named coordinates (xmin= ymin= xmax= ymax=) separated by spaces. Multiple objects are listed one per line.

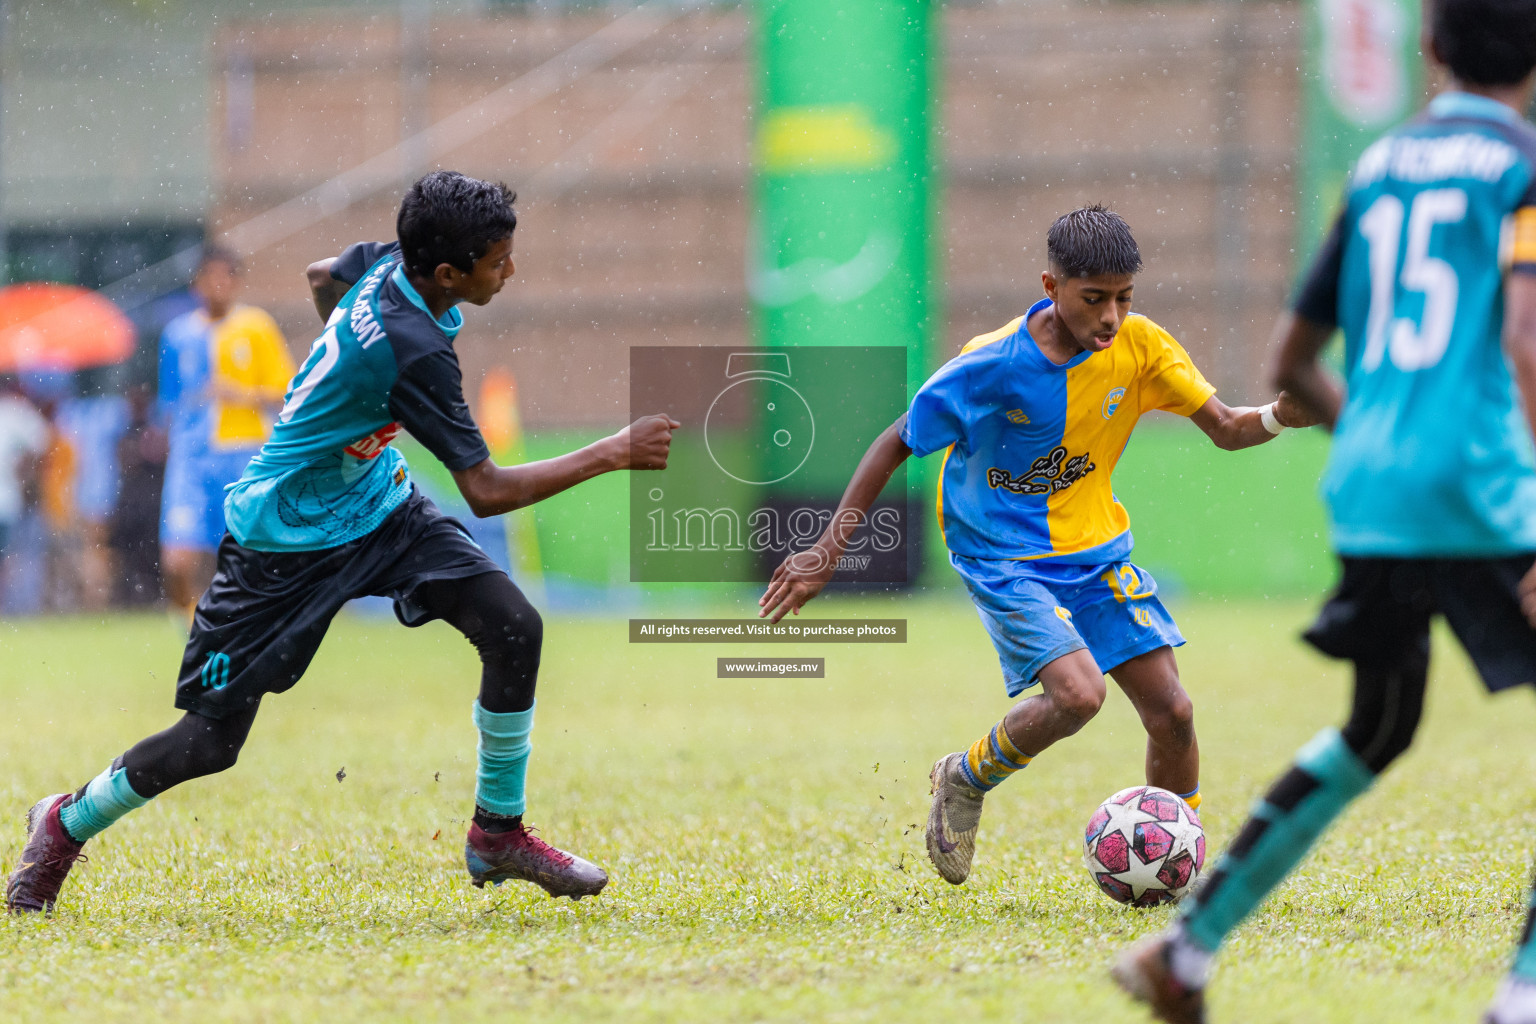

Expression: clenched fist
xmin=616 ymin=414 xmax=679 ymax=471
xmin=1274 ymin=390 xmax=1324 ymax=429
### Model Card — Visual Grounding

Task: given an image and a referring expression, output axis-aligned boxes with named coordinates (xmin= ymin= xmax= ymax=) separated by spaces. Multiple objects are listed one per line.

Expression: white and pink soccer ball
xmin=1083 ymin=785 xmax=1206 ymax=907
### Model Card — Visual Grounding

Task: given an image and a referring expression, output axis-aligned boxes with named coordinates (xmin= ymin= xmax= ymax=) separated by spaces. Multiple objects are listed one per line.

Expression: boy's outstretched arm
xmin=307 ymin=258 xmax=349 ymax=324
xmin=451 ymin=414 xmax=678 ymax=518
xmin=758 ymin=414 xmax=912 ymax=623
xmin=1179 ymin=322 xmax=1327 ymax=454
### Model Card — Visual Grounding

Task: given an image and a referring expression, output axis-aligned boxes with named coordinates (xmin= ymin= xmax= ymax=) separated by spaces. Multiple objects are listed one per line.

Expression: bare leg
xmin=78 ymin=520 xmax=115 ymax=611
xmin=1108 ymin=646 xmax=1198 ymax=795
xmin=1001 ymin=648 xmax=1108 ymax=756
xmin=162 ymin=546 xmax=215 ymax=617
xmin=926 ymin=648 xmax=1108 ymax=885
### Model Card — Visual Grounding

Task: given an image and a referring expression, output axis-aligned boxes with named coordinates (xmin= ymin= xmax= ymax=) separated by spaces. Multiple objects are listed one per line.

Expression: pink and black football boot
xmin=6 ymin=794 xmax=87 ymax=914
xmin=465 ymin=819 xmax=607 ymax=900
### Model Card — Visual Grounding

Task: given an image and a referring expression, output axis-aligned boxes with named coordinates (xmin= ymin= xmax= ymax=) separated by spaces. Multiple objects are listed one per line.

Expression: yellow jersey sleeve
xmin=1510 ymin=206 xmax=1536 ymax=272
xmin=212 ymin=306 xmax=295 ymax=449
xmin=1135 ymin=318 xmax=1216 ymax=417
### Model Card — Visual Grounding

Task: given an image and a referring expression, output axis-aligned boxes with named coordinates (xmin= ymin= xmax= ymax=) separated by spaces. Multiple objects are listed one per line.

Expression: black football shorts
xmin=1304 ymin=555 xmax=1536 ymax=692
xmin=173 ymin=489 xmax=503 ymax=719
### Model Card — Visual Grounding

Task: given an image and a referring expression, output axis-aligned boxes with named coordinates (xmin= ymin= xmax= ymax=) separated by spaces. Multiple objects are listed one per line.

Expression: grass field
xmin=3 ymin=594 xmax=1534 ymax=1023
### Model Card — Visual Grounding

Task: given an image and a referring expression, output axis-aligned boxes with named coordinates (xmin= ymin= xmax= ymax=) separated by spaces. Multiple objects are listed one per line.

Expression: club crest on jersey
xmin=987 ymin=445 xmax=1096 ymax=497
xmin=344 ymin=421 xmax=401 ymax=460
xmin=1102 ymin=388 xmax=1126 ymax=419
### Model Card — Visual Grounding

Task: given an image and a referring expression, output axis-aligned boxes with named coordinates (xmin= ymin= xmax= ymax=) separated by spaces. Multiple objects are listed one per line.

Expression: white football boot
xmin=925 ymin=752 xmax=986 ymax=884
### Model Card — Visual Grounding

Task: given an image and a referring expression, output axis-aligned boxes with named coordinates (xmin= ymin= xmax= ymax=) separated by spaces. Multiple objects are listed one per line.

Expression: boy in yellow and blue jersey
xmin=760 ymin=206 xmax=1319 ymax=887
xmin=158 ymin=247 xmax=295 ymax=615
xmin=1114 ymin=1 xmax=1536 ymax=1020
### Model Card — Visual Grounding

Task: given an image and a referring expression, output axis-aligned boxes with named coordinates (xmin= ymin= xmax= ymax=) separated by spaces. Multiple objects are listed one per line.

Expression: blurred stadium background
xmin=3 ymin=0 xmax=1522 ymax=611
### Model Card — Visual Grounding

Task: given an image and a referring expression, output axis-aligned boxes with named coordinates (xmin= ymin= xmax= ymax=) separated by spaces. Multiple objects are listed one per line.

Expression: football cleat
xmin=1483 ymin=977 xmax=1536 ymax=1024
xmin=925 ymin=751 xmax=986 ymax=885
xmin=6 ymin=794 xmax=87 ymax=914
xmin=465 ymin=820 xmax=607 ymax=900
xmin=1111 ymin=934 xmax=1208 ymax=1024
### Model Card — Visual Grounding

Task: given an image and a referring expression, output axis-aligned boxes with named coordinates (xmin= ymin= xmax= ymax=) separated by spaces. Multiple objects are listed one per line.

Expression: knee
xmin=481 ymin=600 xmax=542 ymax=661
xmin=1050 ymin=673 xmax=1106 ymax=730
xmin=1143 ymin=689 xmax=1196 ymax=747
xmin=188 ymin=734 xmax=244 ymax=776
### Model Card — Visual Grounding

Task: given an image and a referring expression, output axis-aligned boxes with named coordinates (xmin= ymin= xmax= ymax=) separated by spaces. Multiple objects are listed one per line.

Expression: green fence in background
xmin=424 ymin=422 xmax=1335 ymax=601
xmin=1298 ymin=0 xmax=1421 ymax=259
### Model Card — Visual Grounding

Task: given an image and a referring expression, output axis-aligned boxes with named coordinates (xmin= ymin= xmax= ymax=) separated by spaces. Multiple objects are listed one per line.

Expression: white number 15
xmin=1359 ymin=187 xmax=1468 ymax=373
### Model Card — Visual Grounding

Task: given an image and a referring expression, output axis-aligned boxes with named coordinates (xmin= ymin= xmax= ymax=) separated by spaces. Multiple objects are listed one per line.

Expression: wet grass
xmin=1 ymin=594 xmax=1532 ymax=1022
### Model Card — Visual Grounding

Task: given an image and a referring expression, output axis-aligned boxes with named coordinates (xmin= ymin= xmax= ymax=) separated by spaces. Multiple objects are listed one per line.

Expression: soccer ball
xmin=1083 ymin=785 xmax=1205 ymax=907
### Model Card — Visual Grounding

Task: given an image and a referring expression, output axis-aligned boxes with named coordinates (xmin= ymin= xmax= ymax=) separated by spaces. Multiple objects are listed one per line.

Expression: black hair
xmin=1431 ymin=0 xmax=1536 ymax=87
xmin=196 ymin=243 xmax=241 ymax=275
xmin=397 ymin=170 xmax=518 ymax=279
xmin=1046 ymin=204 xmax=1143 ymax=279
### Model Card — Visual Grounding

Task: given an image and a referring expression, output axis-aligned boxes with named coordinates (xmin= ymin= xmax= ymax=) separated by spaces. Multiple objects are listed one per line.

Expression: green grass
xmin=2 ymin=595 xmax=1533 ymax=1022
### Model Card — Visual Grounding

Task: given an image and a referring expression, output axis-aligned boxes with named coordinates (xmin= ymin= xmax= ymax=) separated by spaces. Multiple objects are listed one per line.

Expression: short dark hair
xmin=1046 ymin=205 xmax=1143 ymax=279
xmin=1431 ymin=0 xmax=1536 ymax=86
xmin=397 ymin=170 xmax=518 ymax=279
xmin=196 ymin=243 xmax=241 ymax=275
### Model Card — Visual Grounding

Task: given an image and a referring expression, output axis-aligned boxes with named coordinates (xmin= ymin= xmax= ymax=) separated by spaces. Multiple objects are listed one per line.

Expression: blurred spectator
xmin=35 ymin=395 xmax=81 ymax=613
xmin=158 ymin=246 xmax=294 ymax=617
xmin=110 ymin=383 xmax=167 ymax=606
xmin=0 ymin=375 xmax=49 ymax=607
xmin=58 ymin=379 xmax=130 ymax=610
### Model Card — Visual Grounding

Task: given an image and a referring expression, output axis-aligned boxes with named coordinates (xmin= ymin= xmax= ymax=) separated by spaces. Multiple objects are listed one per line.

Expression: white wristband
xmin=1259 ymin=402 xmax=1286 ymax=435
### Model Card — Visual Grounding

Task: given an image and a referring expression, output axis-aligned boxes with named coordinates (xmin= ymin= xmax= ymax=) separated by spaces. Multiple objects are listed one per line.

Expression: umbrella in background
xmin=0 ymin=283 xmax=135 ymax=372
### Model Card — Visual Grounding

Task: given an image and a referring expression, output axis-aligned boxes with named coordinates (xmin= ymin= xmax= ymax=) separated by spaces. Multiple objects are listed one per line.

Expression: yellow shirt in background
xmin=210 ymin=306 xmax=295 ymax=450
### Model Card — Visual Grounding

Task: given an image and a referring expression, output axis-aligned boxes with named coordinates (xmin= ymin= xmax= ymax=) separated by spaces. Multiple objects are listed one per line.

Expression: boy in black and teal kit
xmin=7 ymin=171 xmax=678 ymax=912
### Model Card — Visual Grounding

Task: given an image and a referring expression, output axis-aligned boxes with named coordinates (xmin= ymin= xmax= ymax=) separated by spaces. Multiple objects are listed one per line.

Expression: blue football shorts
xmin=160 ymin=448 xmax=257 ymax=552
xmin=951 ymin=553 xmax=1185 ymax=696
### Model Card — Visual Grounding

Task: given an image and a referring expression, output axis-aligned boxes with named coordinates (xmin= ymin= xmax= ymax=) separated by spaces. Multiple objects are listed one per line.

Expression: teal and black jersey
xmin=1295 ymin=91 xmax=1536 ymax=556
xmin=224 ymin=242 xmax=490 ymax=552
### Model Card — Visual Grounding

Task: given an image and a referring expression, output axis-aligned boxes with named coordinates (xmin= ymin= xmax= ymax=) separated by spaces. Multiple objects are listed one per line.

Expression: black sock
xmin=474 ymin=807 xmax=522 ymax=834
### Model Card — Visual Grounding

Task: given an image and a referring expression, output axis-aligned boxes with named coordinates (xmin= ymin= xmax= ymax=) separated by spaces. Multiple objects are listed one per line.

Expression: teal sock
xmin=59 ymin=765 xmax=150 ymax=842
xmin=473 ymin=700 xmax=534 ymax=818
xmin=1179 ymin=729 xmax=1375 ymax=952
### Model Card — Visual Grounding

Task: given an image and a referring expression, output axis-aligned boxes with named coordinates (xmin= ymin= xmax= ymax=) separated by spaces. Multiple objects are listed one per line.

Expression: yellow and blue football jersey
xmin=901 ymin=297 xmax=1215 ymax=563
xmin=211 ymin=306 xmax=295 ymax=450
xmin=159 ymin=304 xmax=294 ymax=456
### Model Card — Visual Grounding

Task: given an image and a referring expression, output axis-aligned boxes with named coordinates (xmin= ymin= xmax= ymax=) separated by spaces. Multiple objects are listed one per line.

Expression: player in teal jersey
xmin=1112 ymin=0 xmax=1536 ymax=1020
xmin=6 ymin=171 xmax=678 ymax=913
